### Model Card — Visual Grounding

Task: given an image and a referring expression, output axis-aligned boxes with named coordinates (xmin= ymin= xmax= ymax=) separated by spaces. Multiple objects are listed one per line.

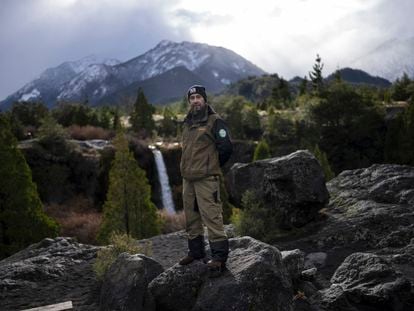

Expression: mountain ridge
xmin=0 ymin=41 xmax=266 ymax=108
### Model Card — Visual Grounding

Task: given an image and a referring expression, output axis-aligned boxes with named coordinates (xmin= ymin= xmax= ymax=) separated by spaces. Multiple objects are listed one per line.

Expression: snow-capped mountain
xmin=0 ymin=55 xmax=121 ymax=108
xmin=351 ymin=37 xmax=414 ymax=82
xmin=57 ymin=64 xmax=123 ymax=102
xmin=0 ymin=40 xmax=265 ymax=108
xmin=115 ymin=40 xmax=264 ymax=87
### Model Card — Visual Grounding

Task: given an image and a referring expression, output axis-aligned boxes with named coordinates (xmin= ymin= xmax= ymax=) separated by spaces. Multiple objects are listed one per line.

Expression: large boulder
xmin=148 ymin=236 xmax=293 ymax=311
xmin=320 ymin=252 xmax=413 ymax=310
xmin=99 ymin=253 xmax=164 ymax=311
xmin=0 ymin=237 xmax=101 ymax=310
xmin=275 ymin=164 xmax=414 ymax=279
xmin=227 ymin=150 xmax=329 ymax=228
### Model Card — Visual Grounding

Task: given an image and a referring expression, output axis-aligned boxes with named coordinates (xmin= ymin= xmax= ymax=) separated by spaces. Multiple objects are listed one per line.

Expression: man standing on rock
xmin=179 ymin=85 xmax=233 ymax=275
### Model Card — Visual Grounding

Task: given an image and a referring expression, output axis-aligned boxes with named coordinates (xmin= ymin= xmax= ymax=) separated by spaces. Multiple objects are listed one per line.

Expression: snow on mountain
xmin=19 ymin=88 xmax=40 ymax=101
xmin=57 ymin=64 xmax=120 ymax=101
xmin=53 ymin=55 xmax=120 ymax=76
xmin=351 ymin=37 xmax=414 ymax=82
xmin=1 ymin=41 xmax=265 ymax=107
xmin=116 ymin=40 xmax=212 ymax=83
xmin=0 ymin=55 xmax=121 ymax=109
xmin=115 ymin=40 xmax=264 ymax=88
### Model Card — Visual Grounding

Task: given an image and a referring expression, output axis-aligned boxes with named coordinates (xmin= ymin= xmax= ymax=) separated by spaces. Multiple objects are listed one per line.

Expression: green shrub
xmin=238 ymin=190 xmax=269 ymax=241
xmin=37 ymin=115 xmax=72 ymax=155
xmin=236 ymin=190 xmax=298 ymax=243
xmin=253 ymin=140 xmax=271 ymax=161
xmin=312 ymin=145 xmax=335 ymax=181
xmin=93 ymin=231 xmax=152 ymax=280
xmin=230 ymin=207 xmax=242 ymax=235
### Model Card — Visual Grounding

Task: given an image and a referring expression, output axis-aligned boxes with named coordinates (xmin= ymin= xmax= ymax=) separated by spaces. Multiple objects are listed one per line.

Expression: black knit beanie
xmin=187 ymin=85 xmax=207 ymax=102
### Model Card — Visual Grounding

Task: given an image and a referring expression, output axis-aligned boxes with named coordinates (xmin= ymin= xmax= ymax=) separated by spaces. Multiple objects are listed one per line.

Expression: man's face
xmin=189 ymin=93 xmax=206 ymax=111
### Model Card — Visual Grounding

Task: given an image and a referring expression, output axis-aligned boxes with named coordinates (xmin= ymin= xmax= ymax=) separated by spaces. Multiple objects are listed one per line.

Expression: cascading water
xmin=151 ymin=147 xmax=176 ymax=214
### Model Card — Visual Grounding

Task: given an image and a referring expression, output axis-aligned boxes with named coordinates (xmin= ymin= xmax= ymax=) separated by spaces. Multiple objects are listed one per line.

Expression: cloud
xmin=174 ymin=9 xmax=232 ymax=26
xmin=175 ymin=0 xmax=414 ymax=79
xmin=1 ymin=0 xmax=414 ymax=99
xmin=0 ymin=0 xmax=191 ymax=99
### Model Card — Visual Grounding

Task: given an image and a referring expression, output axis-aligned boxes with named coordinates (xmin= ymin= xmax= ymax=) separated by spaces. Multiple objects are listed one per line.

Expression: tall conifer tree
xmin=130 ymin=88 xmax=155 ymax=138
xmin=309 ymin=54 xmax=324 ymax=95
xmin=0 ymin=116 xmax=59 ymax=258
xmin=97 ymin=132 xmax=160 ymax=243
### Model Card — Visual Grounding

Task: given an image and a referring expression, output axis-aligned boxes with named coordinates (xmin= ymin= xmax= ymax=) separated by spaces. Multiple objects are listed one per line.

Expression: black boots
xmin=179 ymin=237 xmax=229 ymax=278
xmin=179 ymin=235 xmax=206 ymax=265
xmin=209 ymin=239 xmax=229 ymax=263
xmin=207 ymin=239 xmax=229 ymax=277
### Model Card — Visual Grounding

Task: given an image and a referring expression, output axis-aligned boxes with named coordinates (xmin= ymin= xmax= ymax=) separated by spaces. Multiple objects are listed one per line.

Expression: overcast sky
xmin=1 ymin=0 xmax=413 ymax=99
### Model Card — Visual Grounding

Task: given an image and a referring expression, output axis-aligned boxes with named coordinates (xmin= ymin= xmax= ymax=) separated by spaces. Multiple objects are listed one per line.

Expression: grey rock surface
xmin=2 ymin=162 xmax=414 ymax=311
xmin=148 ymin=236 xmax=293 ymax=311
xmin=320 ymin=252 xmax=413 ymax=310
xmin=227 ymin=150 xmax=329 ymax=228
xmin=99 ymin=253 xmax=164 ymax=311
xmin=136 ymin=224 xmax=236 ymax=270
xmin=281 ymin=249 xmax=305 ymax=282
xmin=0 ymin=237 xmax=101 ymax=310
xmin=276 ymin=164 xmax=414 ymax=280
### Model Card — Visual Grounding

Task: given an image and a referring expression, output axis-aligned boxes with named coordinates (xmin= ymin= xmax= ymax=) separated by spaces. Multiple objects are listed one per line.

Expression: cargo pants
xmin=183 ymin=175 xmax=227 ymax=242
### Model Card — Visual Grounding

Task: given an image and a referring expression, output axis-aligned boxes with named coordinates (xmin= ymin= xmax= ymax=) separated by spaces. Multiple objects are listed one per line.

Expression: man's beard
xmin=191 ymin=104 xmax=207 ymax=121
xmin=192 ymin=103 xmax=203 ymax=111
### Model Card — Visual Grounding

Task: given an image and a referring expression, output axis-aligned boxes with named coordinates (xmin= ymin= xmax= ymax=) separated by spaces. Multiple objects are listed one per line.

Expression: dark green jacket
xmin=180 ymin=105 xmax=232 ymax=180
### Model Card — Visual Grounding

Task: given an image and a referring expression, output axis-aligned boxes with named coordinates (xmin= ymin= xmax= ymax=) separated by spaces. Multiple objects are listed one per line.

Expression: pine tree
xmin=158 ymin=107 xmax=177 ymax=138
xmin=130 ymin=88 xmax=155 ymax=138
xmin=271 ymin=78 xmax=291 ymax=108
xmin=112 ymin=107 xmax=121 ymax=130
xmin=226 ymin=97 xmax=245 ymax=139
xmin=309 ymin=54 xmax=324 ymax=95
xmin=391 ymin=72 xmax=411 ymax=101
xmin=242 ymin=106 xmax=262 ymax=140
xmin=0 ymin=115 xmax=59 ymax=258
xmin=333 ymin=69 xmax=342 ymax=84
xmin=97 ymin=131 xmax=160 ymax=244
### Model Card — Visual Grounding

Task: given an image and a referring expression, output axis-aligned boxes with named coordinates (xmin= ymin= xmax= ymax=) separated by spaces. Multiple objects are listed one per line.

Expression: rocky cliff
xmin=19 ymin=138 xmax=160 ymax=208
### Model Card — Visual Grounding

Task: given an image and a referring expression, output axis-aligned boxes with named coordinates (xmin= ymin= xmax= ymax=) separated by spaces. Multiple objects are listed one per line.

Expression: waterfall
xmin=151 ymin=148 xmax=176 ymax=214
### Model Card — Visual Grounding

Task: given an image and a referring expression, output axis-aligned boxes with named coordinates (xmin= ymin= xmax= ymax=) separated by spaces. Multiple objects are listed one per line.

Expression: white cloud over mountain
xmin=1 ymin=0 xmax=413 ymax=99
